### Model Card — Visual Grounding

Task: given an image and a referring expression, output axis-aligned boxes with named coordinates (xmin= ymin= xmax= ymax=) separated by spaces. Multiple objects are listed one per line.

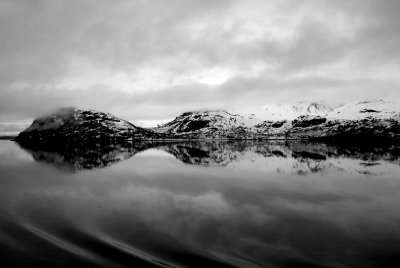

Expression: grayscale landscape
xmin=1 ymin=1 xmax=400 ymax=267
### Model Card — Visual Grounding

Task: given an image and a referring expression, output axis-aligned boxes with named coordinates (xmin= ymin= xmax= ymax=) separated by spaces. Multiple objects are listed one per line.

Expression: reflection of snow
xmin=19 ymin=140 xmax=400 ymax=177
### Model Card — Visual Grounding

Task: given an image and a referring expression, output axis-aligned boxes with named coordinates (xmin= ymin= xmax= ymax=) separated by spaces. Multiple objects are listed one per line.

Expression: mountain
xmin=154 ymin=100 xmax=400 ymax=141
xmin=153 ymin=110 xmax=259 ymax=139
xmin=14 ymin=108 xmax=162 ymax=143
xmin=151 ymin=102 xmax=336 ymax=139
xmin=287 ymin=100 xmax=400 ymax=141
xmin=14 ymin=100 xmax=400 ymax=143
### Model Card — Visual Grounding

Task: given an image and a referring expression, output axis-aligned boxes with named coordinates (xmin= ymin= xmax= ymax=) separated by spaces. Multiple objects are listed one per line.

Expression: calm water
xmin=1 ymin=140 xmax=400 ymax=268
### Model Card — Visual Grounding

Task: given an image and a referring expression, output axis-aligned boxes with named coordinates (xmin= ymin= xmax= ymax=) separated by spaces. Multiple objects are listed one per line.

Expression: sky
xmin=1 ymin=0 xmax=400 ymax=132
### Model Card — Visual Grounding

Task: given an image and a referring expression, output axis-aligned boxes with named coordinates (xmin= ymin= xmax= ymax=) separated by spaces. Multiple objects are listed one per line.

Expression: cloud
xmin=0 ymin=0 xmax=399 ymax=130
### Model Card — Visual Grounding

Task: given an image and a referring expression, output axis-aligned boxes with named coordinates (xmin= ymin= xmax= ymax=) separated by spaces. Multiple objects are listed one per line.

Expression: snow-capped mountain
xmin=287 ymin=100 xmax=400 ymax=141
xmin=153 ymin=110 xmax=257 ymax=139
xmin=15 ymin=108 xmax=161 ymax=142
xmin=154 ymin=100 xmax=400 ymax=140
xmin=14 ymin=100 xmax=400 ymax=143
xmin=154 ymin=102 xmax=335 ymax=135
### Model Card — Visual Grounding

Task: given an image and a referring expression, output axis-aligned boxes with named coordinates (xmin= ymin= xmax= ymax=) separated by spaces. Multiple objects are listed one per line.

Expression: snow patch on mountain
xmin=131 ymin=119 xmax=173 ymax=128
xmin=327 ymin=100 xmax=400 ymax=120
xmin=236 ymin=102 xmax=333 ymax=122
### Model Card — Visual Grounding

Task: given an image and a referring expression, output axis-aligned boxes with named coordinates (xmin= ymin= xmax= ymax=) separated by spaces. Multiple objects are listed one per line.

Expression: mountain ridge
xmin=14 ymin=100 xmax=400 ymax=143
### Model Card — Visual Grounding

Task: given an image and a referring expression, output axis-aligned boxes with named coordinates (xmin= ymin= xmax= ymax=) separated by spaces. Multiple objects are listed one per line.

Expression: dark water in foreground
xmin=1 ymin=140 xmax=400 ymax=268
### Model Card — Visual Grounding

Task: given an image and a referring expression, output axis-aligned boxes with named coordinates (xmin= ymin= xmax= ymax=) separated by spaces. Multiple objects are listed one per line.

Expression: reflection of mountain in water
xmin=17 ymin=141 xmax=400 ymax=173
xmin=17 ymin=142 xmax=153 ymax=172
xmin=160 ymin=142 xmax=250 ymax=166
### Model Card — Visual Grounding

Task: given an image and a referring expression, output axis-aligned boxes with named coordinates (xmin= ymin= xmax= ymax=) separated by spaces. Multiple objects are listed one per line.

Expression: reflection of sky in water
xmin=1 ymin=140 xmax=400 ymax=267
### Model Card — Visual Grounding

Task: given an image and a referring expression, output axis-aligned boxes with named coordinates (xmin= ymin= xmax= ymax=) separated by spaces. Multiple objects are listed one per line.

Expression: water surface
xmin=1 ymin=140 xmax=400 ymax=267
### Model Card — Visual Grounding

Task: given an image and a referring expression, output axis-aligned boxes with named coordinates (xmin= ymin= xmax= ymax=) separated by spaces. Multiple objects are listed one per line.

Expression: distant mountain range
xmin=14 ymin=100 xmax=400 ymax=143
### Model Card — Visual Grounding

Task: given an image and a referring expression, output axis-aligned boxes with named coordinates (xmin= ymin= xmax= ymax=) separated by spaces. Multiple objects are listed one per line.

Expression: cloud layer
xmin=1 ymin=0 xmax=400 ymax=128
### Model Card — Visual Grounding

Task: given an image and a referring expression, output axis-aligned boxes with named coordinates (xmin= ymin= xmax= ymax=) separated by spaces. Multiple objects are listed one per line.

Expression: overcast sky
xmin=1 ymin=0 xmax=400 ymax=131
